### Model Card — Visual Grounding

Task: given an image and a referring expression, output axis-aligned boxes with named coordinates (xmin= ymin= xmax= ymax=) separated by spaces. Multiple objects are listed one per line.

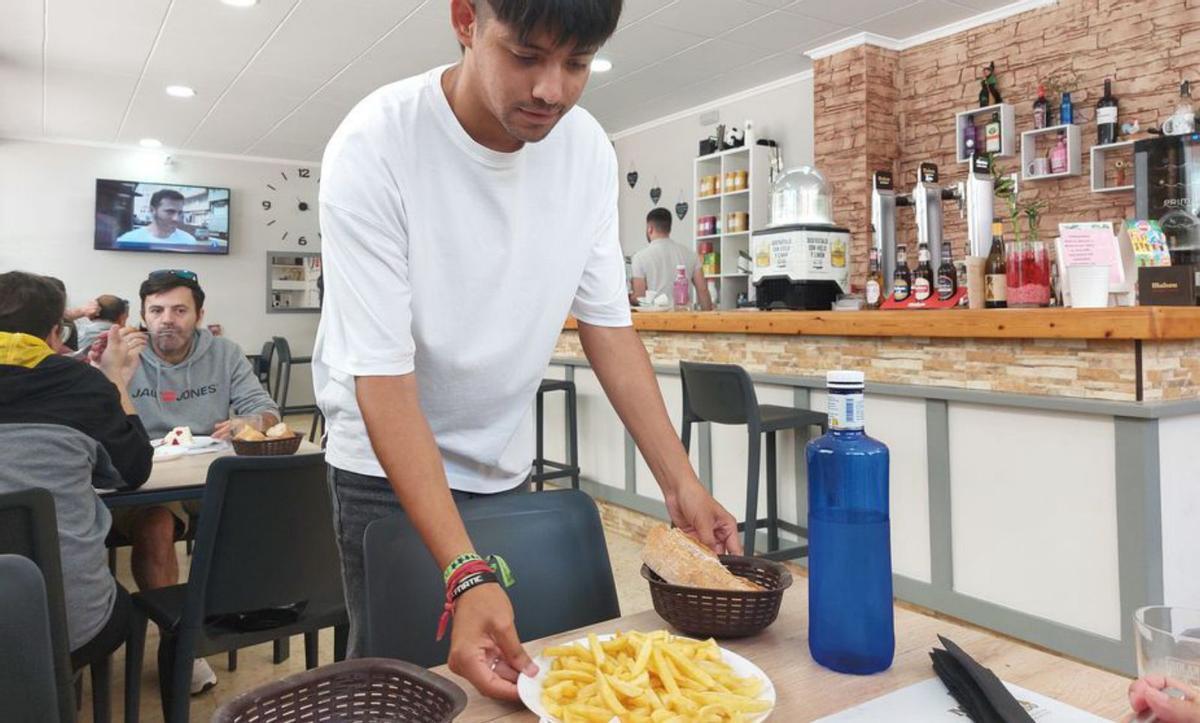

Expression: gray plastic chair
xmin=0 ymin=554 xmax=64 ymax=723
xmin=680 ymin=361 xmax=827 ymax=560
xmin=363 ymin=489 xmax=620 ymax=666
xmin=131 ymin=452 xmax=348 ymax=723
xmin=270 ymin=336 xmax=316 ymax=416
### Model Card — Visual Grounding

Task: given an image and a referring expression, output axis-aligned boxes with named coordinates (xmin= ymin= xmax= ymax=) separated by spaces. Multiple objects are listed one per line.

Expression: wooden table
xmin=100 ymin=440 xmax=323 ymax=507
xmin=435 ymin=575 xmax=1132 ymax=721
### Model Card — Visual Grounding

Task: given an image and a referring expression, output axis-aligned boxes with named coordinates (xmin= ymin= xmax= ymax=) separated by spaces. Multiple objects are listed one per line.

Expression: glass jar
xmin=1005 ymin=239 xmax=1052 ymax=307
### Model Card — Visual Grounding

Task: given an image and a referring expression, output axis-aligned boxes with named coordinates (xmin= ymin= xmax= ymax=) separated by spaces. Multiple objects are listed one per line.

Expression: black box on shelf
xmin=1137 ymin=265 xmax=1196 ymax=306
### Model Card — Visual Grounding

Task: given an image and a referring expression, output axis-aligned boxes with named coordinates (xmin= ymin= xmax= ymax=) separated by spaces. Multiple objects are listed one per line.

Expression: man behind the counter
xmin=631 ymin=207 xmax=714 ymax=310
xmin=315 ymin=0 xmax=741 ymax=704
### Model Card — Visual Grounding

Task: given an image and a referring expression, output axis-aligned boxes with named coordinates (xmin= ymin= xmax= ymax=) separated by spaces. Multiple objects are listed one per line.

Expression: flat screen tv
xmin=94 ymin=178 xmax=231 ymax=254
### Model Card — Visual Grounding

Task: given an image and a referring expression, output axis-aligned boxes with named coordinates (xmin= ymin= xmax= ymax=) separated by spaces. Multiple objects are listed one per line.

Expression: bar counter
xmin=543 ymin=305 xmax=1200 ymax=676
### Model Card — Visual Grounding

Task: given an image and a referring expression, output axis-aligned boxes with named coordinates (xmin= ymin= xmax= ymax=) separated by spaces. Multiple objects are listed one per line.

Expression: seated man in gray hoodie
xmin=116 ymin=268 xmax=279 ymax=694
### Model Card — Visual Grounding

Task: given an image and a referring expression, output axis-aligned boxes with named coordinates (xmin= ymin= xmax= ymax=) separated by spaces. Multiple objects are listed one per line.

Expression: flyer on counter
xmin=1057 ymin=222 xmax=1125 ymax=285
xmin=1124 ymin=220 xmax=1172 ymax=267
xmin=814 ymin=677 xmax=1107 ymax=722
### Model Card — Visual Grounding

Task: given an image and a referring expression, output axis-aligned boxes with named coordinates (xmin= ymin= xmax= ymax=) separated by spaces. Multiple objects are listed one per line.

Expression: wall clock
xmin=261 ymin=166 xmax=320 ymax=247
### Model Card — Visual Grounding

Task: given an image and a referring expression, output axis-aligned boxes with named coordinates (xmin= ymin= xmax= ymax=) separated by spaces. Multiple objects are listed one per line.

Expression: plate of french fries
xmin=518 ymin=629 xmax=775 ymax=723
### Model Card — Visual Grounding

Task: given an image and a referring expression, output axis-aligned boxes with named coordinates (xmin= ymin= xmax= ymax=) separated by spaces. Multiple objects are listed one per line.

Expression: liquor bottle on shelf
xmin=984 ymin=112 xmax=1001 ymax=153
xmin=1033 ymin=84 xmax=1049 ymax=130
xmin=892 ymin=245 xmax=912 ymax=302
xmin=807 ymin=370 xmax=894 ymax=675
xmin=912 ymin=242 xmax=934 ymax=302
xmin=985 ymin=221 xmax=1008 ymax=309
xmin=1060 ymin=91 xmax=1074 ymax=125
xmin=1049 ymin=133 xmax=1069 ymax=174
xmin=1097 ymin=79 xmax=1119 ymax=145
xmin=937 ymin=241 xmax=958 ymax=301
xmin=866 ymin=247 xmax=884 ymax=310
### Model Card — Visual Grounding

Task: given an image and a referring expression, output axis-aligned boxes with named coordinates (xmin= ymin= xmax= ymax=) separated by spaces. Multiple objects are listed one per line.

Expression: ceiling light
xmin=165 ymin=85 xmax=195 ymax=98
xmin=139 ymin=138 xmax=163 ymax=148
xmin=591 ymin=58 xmax=613 ymax=73
xmin=220 ymin=0 xmax=259 ymax=7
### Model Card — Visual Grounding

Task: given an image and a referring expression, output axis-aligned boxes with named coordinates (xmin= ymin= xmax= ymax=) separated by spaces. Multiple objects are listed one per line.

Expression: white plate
xmin=152 ymin=446 xmax=186 ymax=462
xmin=152 ymin=435 xmax=218 ymax=449
xmin=518 ymin=632 xmax=775 ymax=723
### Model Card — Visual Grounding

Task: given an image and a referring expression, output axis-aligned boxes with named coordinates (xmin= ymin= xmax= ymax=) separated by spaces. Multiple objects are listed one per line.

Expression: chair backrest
xmin=182 ymin=452 xmax=345 ymax=625
xmin=271 ymin=336 xmax=293 ymax=365
xmin=363 ymin=489 xmax=620 ymax=667
xmin=256 ymin=340 xmax=275 ymax=386
xmin=0 ymin=555 xmax=67 ymax=723
xmin=0 ymin=491 xmax=77 ymax=722
xmin=679 ymin=361 xmax=761 ymax=427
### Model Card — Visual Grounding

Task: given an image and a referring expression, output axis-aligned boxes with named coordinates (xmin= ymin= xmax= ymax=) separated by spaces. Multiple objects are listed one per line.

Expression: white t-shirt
xmin=115 ymin=226 xmax=197 ymax=245
xmin=313 ymin=65 xmax=632 ymax=494
xmin=630 ymin=237 xmax=700 ymax=299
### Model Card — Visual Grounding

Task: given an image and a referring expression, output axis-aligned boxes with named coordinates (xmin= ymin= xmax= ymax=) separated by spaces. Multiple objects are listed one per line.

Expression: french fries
xmin=539 ymin=630 xmax=771 ymax=723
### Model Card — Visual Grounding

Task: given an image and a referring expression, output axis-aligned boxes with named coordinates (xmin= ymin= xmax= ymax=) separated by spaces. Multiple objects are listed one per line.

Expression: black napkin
xmin=930 ymin=635 xmax=1035 ymax=723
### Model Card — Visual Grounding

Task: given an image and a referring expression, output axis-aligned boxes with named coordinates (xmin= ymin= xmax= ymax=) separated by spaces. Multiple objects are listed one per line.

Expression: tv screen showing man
xmin=94 ymin=179 xmax=230 ymax=255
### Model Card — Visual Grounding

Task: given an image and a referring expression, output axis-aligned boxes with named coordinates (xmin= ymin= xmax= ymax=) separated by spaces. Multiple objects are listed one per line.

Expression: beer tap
xmin=912 ymin=162 xmax=959 ymax=269
xmin=953 ymin=153 xmax=997 ymax=258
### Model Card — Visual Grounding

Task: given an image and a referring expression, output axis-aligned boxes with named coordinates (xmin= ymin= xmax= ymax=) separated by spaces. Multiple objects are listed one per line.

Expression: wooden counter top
xmin=563 ymin=307 xmax=1200 ymax=341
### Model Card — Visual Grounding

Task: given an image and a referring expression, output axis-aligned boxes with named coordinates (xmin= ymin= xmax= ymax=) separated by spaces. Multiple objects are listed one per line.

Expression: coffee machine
xmin=1135 ymin=133 xmax=1200 ymax=300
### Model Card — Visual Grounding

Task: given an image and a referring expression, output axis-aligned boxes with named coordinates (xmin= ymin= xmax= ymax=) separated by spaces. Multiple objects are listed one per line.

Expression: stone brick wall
xmin=815 ymin=0 xmax=1200 ymax=290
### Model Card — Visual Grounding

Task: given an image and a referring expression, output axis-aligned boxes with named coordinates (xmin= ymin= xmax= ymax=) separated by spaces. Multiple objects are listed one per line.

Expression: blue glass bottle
xmin=1060 ymin=92 xmax=1074 ymax=125
xmin=806 ymin=370 xmax=894 ymax=674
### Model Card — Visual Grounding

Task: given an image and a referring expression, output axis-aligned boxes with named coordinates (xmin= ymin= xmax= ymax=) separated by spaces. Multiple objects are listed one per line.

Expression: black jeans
xmin=326 ymin=466 xmax=529 ymax=658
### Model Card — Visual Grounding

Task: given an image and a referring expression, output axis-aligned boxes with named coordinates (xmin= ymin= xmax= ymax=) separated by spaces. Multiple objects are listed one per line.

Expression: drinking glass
xmin=1135 ymin=606 xmax=1200 ymax=687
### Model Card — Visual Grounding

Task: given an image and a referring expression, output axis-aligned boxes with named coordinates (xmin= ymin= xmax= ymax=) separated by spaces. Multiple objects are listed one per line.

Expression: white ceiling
xmin=0 ymin=0 xmax=1016 ymax=162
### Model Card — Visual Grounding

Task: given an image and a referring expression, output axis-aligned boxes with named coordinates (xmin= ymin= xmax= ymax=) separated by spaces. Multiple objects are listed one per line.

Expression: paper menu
xmin=1058 ymin=222 xmax=1125 ymax=285
xmin=814 ymin=678 xmax=1107 ymax=722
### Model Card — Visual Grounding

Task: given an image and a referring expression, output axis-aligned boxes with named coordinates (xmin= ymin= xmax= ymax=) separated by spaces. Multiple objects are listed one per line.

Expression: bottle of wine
xmin=1097 ymin=79 xmax=1118 ymax=145
xmin=913 ymin=242 xmax=934 ymax=302
xmin=807 ymin=370 xmax=894 ymax=676
xmin=892 ymin=245 xmax=912 ymax=302
xmin=866 ymin=247 xmax=884 ymax=310
xmin=937 ymin=241 xmax=958 ymax=301
xmin=985 ymin=221 xmax=1008 ymax=309
xmin=1033 ymin=84 xmax=1049 ymax=129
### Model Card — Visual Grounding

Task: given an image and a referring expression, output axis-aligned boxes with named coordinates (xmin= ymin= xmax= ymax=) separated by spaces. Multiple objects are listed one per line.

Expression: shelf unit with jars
xmin=693 ymin=141 xmax=771 ymax=309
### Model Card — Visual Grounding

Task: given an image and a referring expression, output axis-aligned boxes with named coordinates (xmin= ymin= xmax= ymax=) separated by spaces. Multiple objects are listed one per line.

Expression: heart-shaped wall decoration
xmin=675 ymin=201 xmax=689 ymax=220
xmin=650 ymin=187 xmax=661 ymax=204
xmin=627 ymin=170 xmax=638 ymax=188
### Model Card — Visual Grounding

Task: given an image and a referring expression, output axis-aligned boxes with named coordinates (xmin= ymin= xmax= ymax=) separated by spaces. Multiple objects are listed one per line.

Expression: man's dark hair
xmin=0 ymin=271 xmax=67 ymax=339
xmin=96 ymin=294 xmax=129 ymax=322
xmin=646 ymin=207 xmax=672 ymax=235
xmin=481 ymin=0 xmax=622 ymax=49
xmin=149 ymin=188 xmax=184 ymax=208
xmin=140 ymin=275 xmax=205 ymax=311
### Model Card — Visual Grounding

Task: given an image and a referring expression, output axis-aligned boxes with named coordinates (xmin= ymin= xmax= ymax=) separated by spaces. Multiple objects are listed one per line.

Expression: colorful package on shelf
xmin=1124 ymin=220 xmax=1171 ymax=267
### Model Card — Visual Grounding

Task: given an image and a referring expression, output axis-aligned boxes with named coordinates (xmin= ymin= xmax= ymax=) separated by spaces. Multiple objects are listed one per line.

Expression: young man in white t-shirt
xmin=314 ymin=0 xmax=741 ymax=701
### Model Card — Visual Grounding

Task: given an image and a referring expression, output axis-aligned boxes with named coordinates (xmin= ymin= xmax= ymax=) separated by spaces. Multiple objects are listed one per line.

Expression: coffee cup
xmin=1026 ymin=157 xmax=1049 ymax=177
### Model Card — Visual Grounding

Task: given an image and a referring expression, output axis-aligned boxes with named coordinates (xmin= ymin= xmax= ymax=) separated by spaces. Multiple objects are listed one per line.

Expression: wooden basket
xmin=641 ymin=555 xmax=792 ymax=638
xmin=231 ymin=434 xmax=303 ymax=456
xmin=213 ymin=657 xmax=467 ymax=723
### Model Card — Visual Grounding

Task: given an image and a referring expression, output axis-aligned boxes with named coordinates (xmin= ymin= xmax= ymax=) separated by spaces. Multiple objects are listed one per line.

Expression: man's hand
xmin=65 ymin=300 xmax=101 ymax=321
xmin=91 ymin=327 xmax=142 ymax=386
xmin=665 ymin=479 xmax=743 ymax=555
xmin=447 ymin=583 xmax=538 ymax=701
xmin=1128 ymin=676 xmax=1200 ymax=723
xmin=212 ymin=421 xmax=234 ymax=441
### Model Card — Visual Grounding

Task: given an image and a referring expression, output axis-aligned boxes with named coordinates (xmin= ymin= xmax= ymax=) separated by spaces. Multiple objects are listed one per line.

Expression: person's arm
xmin=577 ymin=323 xmax=742 ymax=554
xmin=691 ymin=265 xmax=714 ymax=311
xmin=214 ymin=351 xmax=281 ymax=439
xmin=631 ymin=276 xmax=648 ymax=300
xmin=88 ymin=327 xmax=152 ymax=488
xmin=64 ymin=299 xmax=100 ymax=322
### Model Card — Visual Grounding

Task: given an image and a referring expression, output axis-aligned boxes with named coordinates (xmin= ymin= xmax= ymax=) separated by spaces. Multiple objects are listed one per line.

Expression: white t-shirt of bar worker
xmin=313 ymin=65 xmax=632 ymax=495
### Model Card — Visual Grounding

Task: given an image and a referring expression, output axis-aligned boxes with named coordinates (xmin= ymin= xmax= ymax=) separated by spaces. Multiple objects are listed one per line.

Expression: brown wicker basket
xmin=641 ymin=555 xmax=793 ymax=639
xmin=212 ymin=657 xmax=468 ymax=722
xmin=231 ymin=434 xmax=303 ymax=456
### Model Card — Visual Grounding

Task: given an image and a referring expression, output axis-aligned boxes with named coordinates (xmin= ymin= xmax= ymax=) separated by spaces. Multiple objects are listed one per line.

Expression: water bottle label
xmin=828 ymin=393 xmax=864 ymax=430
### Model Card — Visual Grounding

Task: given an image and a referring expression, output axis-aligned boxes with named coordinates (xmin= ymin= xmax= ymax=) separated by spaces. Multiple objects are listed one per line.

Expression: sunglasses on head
xmin=148 ymin=269 xmax=199 ymax=283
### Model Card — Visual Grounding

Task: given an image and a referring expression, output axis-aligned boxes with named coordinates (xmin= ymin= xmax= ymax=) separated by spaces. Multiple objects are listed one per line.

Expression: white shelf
xmin=696 ymin=145 xmax=750 ymax=163
xmin=696 ymin=234 xmax=721 ymax=242
xmin=271 ymin=280 xmax=311 ymax=291
xmin=955 ymin=103 xmax=1016 ymax=163
xmin=694 ymin=134 xmax=767 ymax=310
xmin=1021 ymin=124 xmax=1082 ymax=180
xmin=1090 ymin=139 xmax=1136 ymax=193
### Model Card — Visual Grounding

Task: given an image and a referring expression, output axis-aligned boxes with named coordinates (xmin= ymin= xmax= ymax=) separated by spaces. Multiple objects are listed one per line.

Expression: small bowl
xmin=641 ymin=555 xmax=792 ymax=639
xmin=231 ymin=434 xmax=303 ymax=456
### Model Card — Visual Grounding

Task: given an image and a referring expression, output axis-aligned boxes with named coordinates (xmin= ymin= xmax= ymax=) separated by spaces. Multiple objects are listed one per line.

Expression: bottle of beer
xmin=985 ymin=221 xmax=1008 ymax=309
xmin=913 ymin=242 xmax=934 ymax=302
xmin=936 ymin=241 xmax=958 ymax=301
xmin=892 ymin=245 xmax=912 ymax=302
xmin=866 ymin=247 xmax=884 ymax=310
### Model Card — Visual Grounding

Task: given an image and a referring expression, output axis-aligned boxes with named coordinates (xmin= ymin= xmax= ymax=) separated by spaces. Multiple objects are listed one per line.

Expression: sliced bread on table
xmin=641 ymin=524 xmax=762 ymax=592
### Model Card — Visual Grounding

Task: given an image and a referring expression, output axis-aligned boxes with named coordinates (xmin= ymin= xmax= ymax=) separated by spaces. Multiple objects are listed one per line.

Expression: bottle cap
xmin=827 ymin=370 xmax=865 ymax=387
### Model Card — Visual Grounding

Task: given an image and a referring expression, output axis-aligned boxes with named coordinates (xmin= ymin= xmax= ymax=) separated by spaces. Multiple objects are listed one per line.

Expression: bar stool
xmin=271 ymin=336 xmax=317 ymax=417
xmin=532 ymin=379 xmax=580 ymax=491
xmin=679 ymin=361 xmax=827 ymax=560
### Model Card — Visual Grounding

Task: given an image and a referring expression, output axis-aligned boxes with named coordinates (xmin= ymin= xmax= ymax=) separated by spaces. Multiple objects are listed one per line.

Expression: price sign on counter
xmin=1057 ymin=222 xmax=1125 ymax=285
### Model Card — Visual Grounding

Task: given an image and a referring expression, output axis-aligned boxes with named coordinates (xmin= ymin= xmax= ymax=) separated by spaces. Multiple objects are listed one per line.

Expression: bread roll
xmin=234 ymin=426 xmax=267 ymax=442
xmin=641 ymin=525 xmax=761 ymax=592
xmin=265 ymin=422 xmax=293 ymax=439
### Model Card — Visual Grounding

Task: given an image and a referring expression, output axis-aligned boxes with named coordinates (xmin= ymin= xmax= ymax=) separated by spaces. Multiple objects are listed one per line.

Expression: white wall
xmin=0 ymin=138 xmax=321 ymax=406
xmin=609 ymin=74 xmax=815 ymax=258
